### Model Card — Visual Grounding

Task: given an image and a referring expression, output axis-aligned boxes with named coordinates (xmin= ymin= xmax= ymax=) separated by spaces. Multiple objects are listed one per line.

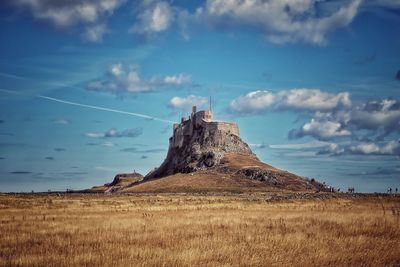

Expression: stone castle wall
xmin=208 ymin=122 xmax=240 ymax=137
xmin=170 ymin=108 xmax=239 ymax=149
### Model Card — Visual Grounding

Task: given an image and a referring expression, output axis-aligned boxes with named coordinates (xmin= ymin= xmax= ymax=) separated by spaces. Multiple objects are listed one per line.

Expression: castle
xmin=170 ymin=106 xmax=240 ymax=149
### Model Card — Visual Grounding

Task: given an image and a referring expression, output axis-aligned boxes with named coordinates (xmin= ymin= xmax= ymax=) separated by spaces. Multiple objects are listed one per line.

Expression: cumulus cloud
xmin=85 ymin=127 xmax=143 ymax=139
xmin=182 ymin=0 xmax=361 ymax=45
xmin=131 ymin=1 xmax=173 ymax=34
xmin=169 ymin=95 xmax=208 ymax=110
xmin=316 ymin=143 xmax=345 ymax=155
xmin=289 ymin=118 xmax=351 ymax=140
xmin=7 ymin=1 xmax=399 ymax=45
xmin=281 ymin=89 xmax=351 ymax=110
xmin=281 ymin=96 xmax=400 ymax=141
xmin=87 ymin=63 xmax=192 ymax=94
xmin=230 ymin=91 xmax=276 ymax=114
xmin=230 ymin=89 xmax=351 ymax=114
xmin=7 ymin=0 xmax=125 ymax=42
xmin=349 ymin=99 xmax=400 ymax=134
xmin=349 ymin=140 xmax=400 ymax=155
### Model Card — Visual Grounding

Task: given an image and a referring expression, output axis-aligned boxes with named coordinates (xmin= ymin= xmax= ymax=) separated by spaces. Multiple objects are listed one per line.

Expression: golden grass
xmin=122 ymin=171 xmax=279 ymax=193
xmin=0 ymin=193 xmax=399 ymax=267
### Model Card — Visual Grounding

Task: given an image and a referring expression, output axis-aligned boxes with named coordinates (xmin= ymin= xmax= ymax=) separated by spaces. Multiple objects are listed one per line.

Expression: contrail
xmin=0 ymin=72 xmax=30 ymax=81
xmin=37 ymin=95 xmax=177 ymax=124
xmin=0 ymin=89 xmax=176 ymax=124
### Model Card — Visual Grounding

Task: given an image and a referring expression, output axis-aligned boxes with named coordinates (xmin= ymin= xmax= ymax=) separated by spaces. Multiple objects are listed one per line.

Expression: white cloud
xmin=131 ymin=1 xmax=173 ymax=34
xmin=85 ymin=132 xmax=105 ymax=138
xmin=317 ymin=140 xmax=400 ymax=156
xmin=350 ymin=140 xmax=400 ymax=155
xmin=169 ymin=95 xmax=208 ymax=110
xmin=82 ymin=24 xmax=107 ymax=42
xmin=87 ymin=63 xmax=192 ymax=94
xmin=316 ymin=143 xmax=345 ymax=155
xmin=85 ymin=127 xmax=143 ymax=138
xmin=231 ymin=90 xmax=400 ymax=143
xmin=109 ymin=63 xmax=123 ymax=77
xmin=9 ymin=0 xmax=400 ymax=45
xmin=288 ymin=98 xmax=400 ymax=142
xmin=230 ymin=89 xmax=351 ymax=114
xmin=349 ymin=99 xmax=400 ymax=134
xmin=230 ymin=91 xmax=276 ymax=113
xmin=8 ymin=0 xmax=125 ymax=42
xmin=197 ymin=0 xmax=362 ymax=45
xmin=163 ymin=74 xmax=192 ymax=85
xmin=350 ymin=143 xmax=380 ymax=154
xmin=281 ymin=89 xmax=351 ymax=111
xmin=289 ymin=118 xmax=351 ymax=140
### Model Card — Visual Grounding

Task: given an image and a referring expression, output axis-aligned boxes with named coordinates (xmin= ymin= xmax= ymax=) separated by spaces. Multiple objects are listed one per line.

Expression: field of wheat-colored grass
xmin=0 ymin=193 xmax=399 ymax=267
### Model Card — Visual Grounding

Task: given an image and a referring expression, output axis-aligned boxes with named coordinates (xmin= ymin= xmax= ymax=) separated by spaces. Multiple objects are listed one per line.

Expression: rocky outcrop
xmin=107 ymin=172 xmax=143 ymax=186
xmin=145 ymin=120 xmax=254 ymax=179
xmin=236 ymin=168 xmax=282 ymax=186
xmin=87 ymin=172 xmax=143 ymax=193
xmin=142 ymin=107 xmax=329 ymax=192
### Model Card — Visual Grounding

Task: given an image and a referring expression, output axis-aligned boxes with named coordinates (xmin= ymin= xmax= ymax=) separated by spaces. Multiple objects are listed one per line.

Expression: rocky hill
xmin=129 ymin=107 xmax=327 ymax=192
xmin=88 ymin=106 xmax=328 ymax=193
xmin=87 ymin=172 xmax=143 ymax=193
xmin=145 ymin=117 xmax=253 ymax=179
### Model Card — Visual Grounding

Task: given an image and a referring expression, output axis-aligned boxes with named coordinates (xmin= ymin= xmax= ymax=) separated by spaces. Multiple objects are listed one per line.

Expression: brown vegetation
xmin=0 ymin=193 xmax=399 ymax=266
xmin=90 ymin=153 xmax=325 ymax=193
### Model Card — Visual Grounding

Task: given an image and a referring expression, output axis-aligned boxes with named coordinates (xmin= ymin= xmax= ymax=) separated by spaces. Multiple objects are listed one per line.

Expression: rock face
xmin=145 ymin=106 xmax=254 ymax=179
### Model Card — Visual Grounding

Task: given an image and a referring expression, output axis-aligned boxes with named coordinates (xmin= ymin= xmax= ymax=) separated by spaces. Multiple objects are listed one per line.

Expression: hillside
xmin=123 ymin=153 xmax=324 ymax=193
xmin=89 ymin=107 xmax=327 ymax=193
xmin=86 ymin=172 xmax=143 ymax=193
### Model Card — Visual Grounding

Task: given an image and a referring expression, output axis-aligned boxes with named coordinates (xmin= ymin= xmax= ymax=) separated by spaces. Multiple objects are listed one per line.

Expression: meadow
xmin=0 ymin=193 xmax=399 ymax=266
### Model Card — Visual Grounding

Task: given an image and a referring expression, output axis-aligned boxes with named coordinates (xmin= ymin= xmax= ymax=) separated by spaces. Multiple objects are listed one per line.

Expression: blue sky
xmin=0 ymin=0 xmax=399 ymax=192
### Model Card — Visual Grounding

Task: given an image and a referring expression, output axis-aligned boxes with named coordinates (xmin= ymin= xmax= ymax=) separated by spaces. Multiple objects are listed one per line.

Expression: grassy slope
xmin=122 ymin=171 xmax=279 ymax=193
xmin=123 ymin=153 xmax=315 ymax=193
xmin=0 ymin=194 xmax=399 ymax=266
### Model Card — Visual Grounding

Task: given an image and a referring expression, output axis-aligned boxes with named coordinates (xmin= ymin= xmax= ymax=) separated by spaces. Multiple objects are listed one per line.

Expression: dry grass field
xmin=0 ymin=193 xmax=399 ymax=267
